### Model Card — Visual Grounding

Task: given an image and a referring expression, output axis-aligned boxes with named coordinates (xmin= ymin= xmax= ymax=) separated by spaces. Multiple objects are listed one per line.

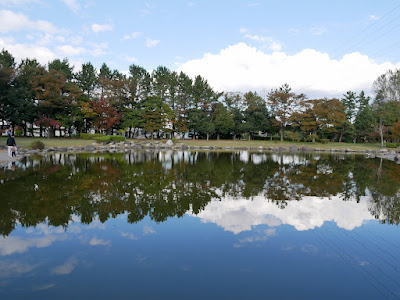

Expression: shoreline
xmin=1 ymin=141 xmax=399 ymax=168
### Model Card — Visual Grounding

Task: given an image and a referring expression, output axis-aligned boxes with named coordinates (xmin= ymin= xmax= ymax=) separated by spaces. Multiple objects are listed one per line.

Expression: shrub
xmin=15 ymin=129 xmax=23 ymax=136
xmin=320 ymin=139 xmax=330 ymax=144
xmin=386 ymin=143 xmax=400 ymax=148
xmin=30 ymin=140 xmax=45 ymax=150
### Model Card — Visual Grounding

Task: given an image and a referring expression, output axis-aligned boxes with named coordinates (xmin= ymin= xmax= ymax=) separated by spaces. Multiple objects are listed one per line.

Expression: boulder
xmin=165 ymin=140 xmax=174 ymax=147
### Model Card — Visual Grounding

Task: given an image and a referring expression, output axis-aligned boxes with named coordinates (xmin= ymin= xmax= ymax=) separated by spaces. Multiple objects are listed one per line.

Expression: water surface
xmin=0 ymin=151 xmax=400 ymax=299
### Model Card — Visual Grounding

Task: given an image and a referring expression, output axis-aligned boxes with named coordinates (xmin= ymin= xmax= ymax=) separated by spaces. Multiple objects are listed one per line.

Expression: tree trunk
xmin=280 ymin=127 xmax=284 ymax=142
xmin=339 ymin=132 xmax=343 ymax=143
xmin=233 ymin=134 xmax=237 ymax=140
xmin=206 ymin=133 xmax=209 ymax=141
xmin=217 ymin=134 xmax=220 ymax=140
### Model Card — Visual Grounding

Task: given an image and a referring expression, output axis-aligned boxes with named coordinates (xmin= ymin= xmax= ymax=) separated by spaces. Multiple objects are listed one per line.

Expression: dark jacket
xmin=6 ymin=136 xmax=16 ymax=146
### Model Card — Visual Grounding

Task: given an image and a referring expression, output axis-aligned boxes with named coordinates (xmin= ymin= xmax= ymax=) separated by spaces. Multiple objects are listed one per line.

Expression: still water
xmin=0 ymin=151 xmax=399 ymax=299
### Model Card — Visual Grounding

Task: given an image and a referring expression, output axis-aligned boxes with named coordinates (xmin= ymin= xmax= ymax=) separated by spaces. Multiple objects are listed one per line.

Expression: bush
xmin=15 ymin=129 xmax=23 ymax=136
xmin=93 ymin=135 xmax=125 ymax=144
xmin=320 ymin=139 xmax=330 ymax=144
xmin=30 ymin=140 xmax=45 ymax=150
xmin=386 ymin=143 xmax=400 ymax=148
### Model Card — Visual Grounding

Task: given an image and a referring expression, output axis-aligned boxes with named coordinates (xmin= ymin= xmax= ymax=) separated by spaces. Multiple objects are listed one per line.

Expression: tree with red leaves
xmin=91 ymin=96 xmax=121 ymax=134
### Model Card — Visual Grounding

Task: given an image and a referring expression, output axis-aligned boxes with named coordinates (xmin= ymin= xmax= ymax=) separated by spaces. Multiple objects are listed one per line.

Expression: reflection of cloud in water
xmin=120 ymin=232 xmax=138 ymax=240
xmin=191 ymin=195 xmax=374 ymax=233
xmin=89 ymin=237 xmax=111 ymax=246
xmin=32 ymin=283 xmax=56 ymax=291
xmin=142 ymin=226 xmax=155 ymax=235
xmin=0 ymin=236 xmax=66 ymax=256
xmin=0 ymin=261 xmax=39 ymax=278
xmin=51 ymin=257 xmax=78 ymax=275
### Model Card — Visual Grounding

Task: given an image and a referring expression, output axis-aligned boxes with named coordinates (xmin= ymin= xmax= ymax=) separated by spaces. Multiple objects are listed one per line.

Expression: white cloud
xmin=0 ymin=37 xmax=55 ymax=64
xmin=123 ymin=55 xmax=138 ymax=62
xmin=239 ymin=27 xmax=248 ymax=33
xmin=51 ymin=257 xmax=78 ymax=275
xmin=177 ymin=42 xmax=400 ymax=97
xmin=91 ymin=23 xmax=113 ymax=33
xmin=243 ymin=33 xmax=282 ymax=51
xmin=123 ymin=31 xmax=142 ymax=40
xmin=61 ymin=0 xmax=80 ymax=14
xmin=89 ymin=237 xmax=110 ymax=246
xmin=145 ymin=37 xmax=160 ymax=48
xmin=190 ymin=194 xmax=375 ymax=234
xmin=56 ymin=44 xmax=85 ymax=56
xmin=0 ymin=10 xmax=58 ymax=33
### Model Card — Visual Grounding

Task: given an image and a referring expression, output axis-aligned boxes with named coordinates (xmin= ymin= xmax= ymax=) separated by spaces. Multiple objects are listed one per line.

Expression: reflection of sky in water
xmin=1 ymin=202 xmax=400 ymax=299
xmin=1 ymin=152 xmax=400 ymax=299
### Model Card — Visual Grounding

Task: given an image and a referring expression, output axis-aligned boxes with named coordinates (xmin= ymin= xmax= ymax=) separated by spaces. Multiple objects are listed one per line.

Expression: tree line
xmin=1 ymin=48 xmax=400 ymax=143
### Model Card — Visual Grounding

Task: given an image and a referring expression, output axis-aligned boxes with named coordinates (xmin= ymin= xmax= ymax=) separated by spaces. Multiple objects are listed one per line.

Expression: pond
xmin=0 ymin=151 xmax=400 ymax=299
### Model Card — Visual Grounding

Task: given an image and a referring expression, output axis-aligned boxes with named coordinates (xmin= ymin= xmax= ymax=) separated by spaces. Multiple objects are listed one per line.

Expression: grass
xmin=179 ymin=139 xmax=384 ymax=151
xmin=0 ymin=136 xmax=386 ymax=151
xmin=0 ymin=137 xmax=95 ymax=149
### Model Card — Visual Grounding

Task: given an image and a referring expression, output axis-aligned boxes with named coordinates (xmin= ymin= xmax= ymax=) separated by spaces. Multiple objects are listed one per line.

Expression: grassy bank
xmin=1 ymin=136 xmax=386 ymax=151
xmin=0 ymin=137 xmax=95 ymax=149
xmin=179 ymin=139 xmax=384 ymax=151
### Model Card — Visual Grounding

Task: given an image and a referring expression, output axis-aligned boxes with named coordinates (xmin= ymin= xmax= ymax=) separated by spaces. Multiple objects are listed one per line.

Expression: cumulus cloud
xmin=145 ymin=37 xmax=160 ymax=48
xmin=0 ymin=10 xmax=58 ymax=33
xmin=177 ymin=42 xmax=400 ymax=97
xmin=91 ymin=23 xmax=113 ymax=33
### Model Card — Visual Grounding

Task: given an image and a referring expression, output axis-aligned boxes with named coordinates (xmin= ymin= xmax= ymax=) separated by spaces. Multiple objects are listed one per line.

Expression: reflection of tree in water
xmin=367 ymin=159 xmax=400 ymax=225
xmin=0 ymin=151 xmax=399 ymax=235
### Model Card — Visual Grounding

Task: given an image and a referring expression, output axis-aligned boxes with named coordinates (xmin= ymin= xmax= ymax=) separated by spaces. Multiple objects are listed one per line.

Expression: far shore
xmin=0 ymin=136 xmax=393 ymax=151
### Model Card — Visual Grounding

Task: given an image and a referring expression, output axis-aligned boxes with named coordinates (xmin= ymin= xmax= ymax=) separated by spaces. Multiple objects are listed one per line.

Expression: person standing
xmin=6 ymin=134 xmax=16 ymax=157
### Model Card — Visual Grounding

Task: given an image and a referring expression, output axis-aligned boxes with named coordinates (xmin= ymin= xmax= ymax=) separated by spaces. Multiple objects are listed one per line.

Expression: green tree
xmin=213 ymin=102 xmax=234 ymax=140
xmin=141 ymin=96 xmax=173 ymax=139
xmin=354 ymin=106 xmax=376 ymax=142
xmin=268 ymin=84 xmax=306 ymax=141
xmin=75 ymin=62 xmax=97 ymax=100
xmin=242 ymin=91 xmax=271 ymax=140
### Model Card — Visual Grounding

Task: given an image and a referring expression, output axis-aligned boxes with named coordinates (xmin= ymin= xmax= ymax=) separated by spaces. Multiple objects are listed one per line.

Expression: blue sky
xmin=1 ymin=0 xmax=400 ymax=97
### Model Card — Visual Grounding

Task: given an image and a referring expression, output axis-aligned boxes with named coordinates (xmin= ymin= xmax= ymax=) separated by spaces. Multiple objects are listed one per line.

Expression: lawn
xmin=0 ymin=137 xmax=95 ymax=149
xmin=0 ymin=136 xmax=385 ymax=151
xmin=179 ymin=139 xmax=384 ymax=151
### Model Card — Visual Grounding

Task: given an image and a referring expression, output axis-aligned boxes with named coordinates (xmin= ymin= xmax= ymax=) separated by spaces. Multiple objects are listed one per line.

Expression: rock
xmin=289 ymin=146 xmax=298 ymax=152
xmin=165 ymin=140 xmax=174 ymax=147
xmin=84 ymin=145 xmax=96 ymax=151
